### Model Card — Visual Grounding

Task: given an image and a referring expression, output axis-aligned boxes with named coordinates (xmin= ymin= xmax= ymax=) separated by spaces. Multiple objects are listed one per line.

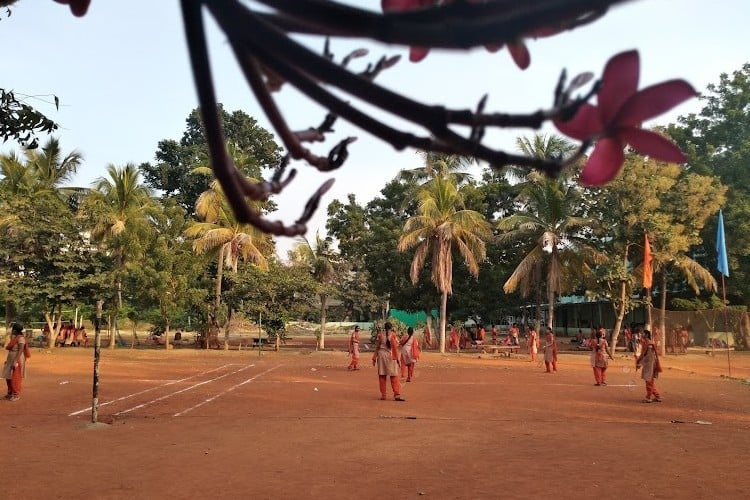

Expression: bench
xmin=482 ymin=345 xmax=521 ymax=357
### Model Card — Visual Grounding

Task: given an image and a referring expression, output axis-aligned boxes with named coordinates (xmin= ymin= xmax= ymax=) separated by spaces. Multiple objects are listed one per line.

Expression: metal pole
xmin=721 ymin=275 xmax=731 ymax=377
xmin=91 ymin=304 xmax=103 ymax=424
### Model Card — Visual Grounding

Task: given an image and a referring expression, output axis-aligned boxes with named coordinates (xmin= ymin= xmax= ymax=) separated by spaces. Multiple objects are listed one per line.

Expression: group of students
xmin=584 ymin=325 xmax=662 ymax=403
xmin=347 ymin=323 xmax=420 ymax=402
xmin=41 ymin=322 xmax=89 ymax=348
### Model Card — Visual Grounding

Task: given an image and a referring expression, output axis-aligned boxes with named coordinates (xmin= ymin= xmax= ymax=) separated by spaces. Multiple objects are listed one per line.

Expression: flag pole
xmin=716 ymin=209 xmax=731 ymax=377
xmin=721 ymin=274 xmax=731 ymax=377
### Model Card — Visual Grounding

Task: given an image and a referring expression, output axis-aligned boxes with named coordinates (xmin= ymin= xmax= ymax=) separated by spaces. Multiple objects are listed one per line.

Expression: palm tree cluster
xmin=0 ymin=129 xmax=728 ymax=353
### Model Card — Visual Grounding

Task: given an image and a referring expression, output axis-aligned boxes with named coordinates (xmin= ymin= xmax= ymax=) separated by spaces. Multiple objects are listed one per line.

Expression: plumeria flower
xmin=53 ymin=0 xmax=91 ymax=17
xmin=381 ymin=0 xmax=548 ymax=69
xmin=554 ymin=50 xmax=696 ymax=185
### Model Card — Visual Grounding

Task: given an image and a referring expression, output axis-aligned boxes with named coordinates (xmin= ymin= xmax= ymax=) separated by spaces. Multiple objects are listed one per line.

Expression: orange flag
xmin=643 ymin=234 xmax=653 ymax=289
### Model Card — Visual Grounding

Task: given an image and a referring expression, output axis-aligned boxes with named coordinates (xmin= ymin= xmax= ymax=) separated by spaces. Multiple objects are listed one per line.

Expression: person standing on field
xmin=399 ymin=327 xmax=420 ymax=382
xmin=636 ymin=330 xmax=663 ymax=403
xmin=3 ymin=323 xmax=29 ymax=401
xmin=372 ymin=323 xmax=405 ymax=401
xmin=347 ymin=325 xmax=361 ymax=371
xmin=542 ymin=327 xmax=558 ymax=373
xmin=591 ymin=328 xmax=614 ymax=386
xmin=527 ymin=325 xmax=539 ymax=362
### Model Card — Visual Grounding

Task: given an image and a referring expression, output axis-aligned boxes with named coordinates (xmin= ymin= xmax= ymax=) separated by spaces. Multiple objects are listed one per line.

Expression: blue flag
xmin=717 ymin=210 xmax=729 ymax=277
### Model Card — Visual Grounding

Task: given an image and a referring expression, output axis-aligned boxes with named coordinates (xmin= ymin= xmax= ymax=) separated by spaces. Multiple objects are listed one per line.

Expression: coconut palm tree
xmin=186 ymin=177 xmax=271 ymax=347
xmin=497 ymin=169 xmax=601 ymax=331
xmin=288 ymin=233 xmax=336 ymax=349
xmin=83 ymin=163 xmax=155 ymax=348
xmin=497 ymin=134 xmax=601 ymax=331
xmin=24 ymin=137 xmax=83 ymax=192
xmin=398 ymin=152 xmax=475 ymax=187
xmin=398 ymin=170 xmax=491 ymax=353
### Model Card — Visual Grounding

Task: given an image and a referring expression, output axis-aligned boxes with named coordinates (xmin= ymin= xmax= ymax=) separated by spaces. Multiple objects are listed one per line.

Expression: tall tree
xmin=288 ymin=233 xmax=337 ymax=349
xmin=498 ymin=135 xmax=598 ymax=332
xmin=186 ymin=177 xmax=271 ymax=347
xmin=131 ymin=199 xmax=205 ymax=349
xmin=669 ymin=64 xmax=750 ymax=304
xmin=140 ymin=106 xmax=283 ymax=214
xmin=398 ymin=170 xmax=491 ymax=353
xmin=82 ymin=163 xmax=155 ymax=348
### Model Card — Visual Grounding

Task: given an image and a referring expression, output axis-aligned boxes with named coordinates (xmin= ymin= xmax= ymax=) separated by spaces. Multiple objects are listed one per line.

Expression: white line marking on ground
xmin=174 ymin=364 xmax=283 ymax=417
xmin=68 ymin=364 xmax=239 ymax=417
xmin=115 ymin=363 xmax=259 ymax=416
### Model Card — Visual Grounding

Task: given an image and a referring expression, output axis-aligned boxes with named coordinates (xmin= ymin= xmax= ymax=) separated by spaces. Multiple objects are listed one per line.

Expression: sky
xmin=2 ymin=0 xmax=749 ymax=258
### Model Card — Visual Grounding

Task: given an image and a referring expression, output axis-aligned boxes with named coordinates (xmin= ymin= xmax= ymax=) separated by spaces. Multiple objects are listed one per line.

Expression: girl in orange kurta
xmin=448 ymin=327 xmax=459 ymax=350
xmin=372 ymin=323 xmax=404 ymax=401
xmin=527 ymin=326 xmax=539 ymax=362
xmin=636 ymin=331 xmax=663 ymax=403
xmin=347 ymin=325 xmax=361 ymax=370
xmin=591 ymin=330 xmax=613 ymax=386
xmin=542 ymin=328 xmax=557 ymax=373
xmin=399 ymin=327 xmax=420 ymax=382
xmin=3 ymin=323 xmax=29 ymax=401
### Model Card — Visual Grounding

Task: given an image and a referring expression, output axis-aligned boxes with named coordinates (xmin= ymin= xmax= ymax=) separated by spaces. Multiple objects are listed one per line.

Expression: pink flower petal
xmin=618 ymin=128 xmax=688 ymax=163
xmin=598 ymin=50 xmax=640 ymax=124
xmin=580 ymin=138 xmax=625 ymax=185
xmin=614 ymin=80 xmax=697 ymax=126
xmin=508 ymin=42 xmax=530 ymax=70
xmin=409 ymin=46 xmax=430 ymax=62
xmin=382 ymin=0 xmax=425 ymax=11
xmin=554 ymin=104 xmax=602 ymax=141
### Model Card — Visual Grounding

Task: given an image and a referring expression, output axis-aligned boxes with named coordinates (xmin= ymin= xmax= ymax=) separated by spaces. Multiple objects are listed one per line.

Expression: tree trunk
xmin=547 ymin=278 xmax=555 ymax=331
xmin=319 ymin=294 xmax=327 ymax=350
xmin=43 ymin=311 xmax=56 ymax=349
xmin=215 ymin=246 xmax=224 ymax=312
xmin=165 ymin=319 xmax=172 ymax=350
xmin=534 ymin=285 xmax=542 ymax=333
xmin=162 ymin=301 xmax=172 ymax=350
xmin=609 ymin=246 xmax=630 ymax=352
xmin=610 ymin=280 xmax=628 ymax=354
xmin=439 ymin=290 xmax=447 ymax=353
xmin=223 ymin=308 xmax=232 ymax=350
xmin=109 ymin=313 xmax=117 ymax=349
xmin=659 ymin=273 xmax=668 ymax=356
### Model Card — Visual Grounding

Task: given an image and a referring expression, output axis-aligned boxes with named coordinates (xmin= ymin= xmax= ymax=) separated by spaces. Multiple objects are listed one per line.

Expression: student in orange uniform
xmin=448 ymin=326 xmax=459 ymax=351
xmin=542 ymin=327 xmax=558 ymax=373
xmin=636 ymin=330 xmax=663 ymax=403
xmin=527 ymin=325 xmax=539 ymax=362
xmin=372 ymin=323 xmax=404 ymax=401
xmin=591 ymin=328 xmax=613 ymax=386
xmin=347 ymin=325 xmax=361 ymax=371
xmin=399 ymin=327 xmax=420 ymax=382
xmin=475 ymin=325 xmax=486 ymax=346
xmin=491 ymin=325 xmax=498 ymax=344
xmin=3 ymin=323 xmax=29 ymax=401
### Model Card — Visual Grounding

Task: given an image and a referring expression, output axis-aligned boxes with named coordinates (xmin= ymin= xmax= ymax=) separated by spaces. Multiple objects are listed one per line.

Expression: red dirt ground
xmin=3 ymin=336 xmax=749 ymax=499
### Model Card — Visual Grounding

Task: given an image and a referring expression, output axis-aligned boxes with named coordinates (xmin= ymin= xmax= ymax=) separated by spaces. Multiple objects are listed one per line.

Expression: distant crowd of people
xmin=40 ymin=322 xmax=89 ymax=348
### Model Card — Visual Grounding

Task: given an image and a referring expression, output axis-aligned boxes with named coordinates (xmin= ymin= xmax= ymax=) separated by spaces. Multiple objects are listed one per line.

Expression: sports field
xmin=3 ymin=337 xmax=749 ymax=499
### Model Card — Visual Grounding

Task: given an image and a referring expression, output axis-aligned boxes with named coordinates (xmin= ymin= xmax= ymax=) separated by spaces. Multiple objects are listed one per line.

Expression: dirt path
xmin=3 ymin=341 xmax=749 ymax=499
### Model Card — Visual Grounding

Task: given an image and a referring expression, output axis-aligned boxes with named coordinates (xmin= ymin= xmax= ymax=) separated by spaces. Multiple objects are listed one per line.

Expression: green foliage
xmin=669 ymin=63 xmax=750 ymax=304
xmin=370 ymin=317 xmax=408 ymax=337
xmin=225 ymin=260 xmax=317 ymax=323
xmin=0 ymin=88 xmax=58 ymax=149
xmin=140 ymin=106 xmax=283 ymax=215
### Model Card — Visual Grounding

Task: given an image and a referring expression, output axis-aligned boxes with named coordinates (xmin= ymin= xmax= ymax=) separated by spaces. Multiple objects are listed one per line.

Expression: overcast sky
xmin=2 ymin=0 xmax=748 ymax=257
